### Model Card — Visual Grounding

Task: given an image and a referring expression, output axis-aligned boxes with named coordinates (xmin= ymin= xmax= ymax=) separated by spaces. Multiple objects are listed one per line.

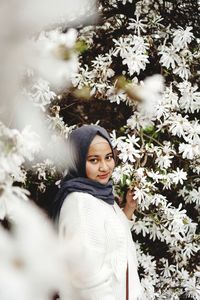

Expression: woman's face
xmin=86 ymin=135 xmax=115 ymax=184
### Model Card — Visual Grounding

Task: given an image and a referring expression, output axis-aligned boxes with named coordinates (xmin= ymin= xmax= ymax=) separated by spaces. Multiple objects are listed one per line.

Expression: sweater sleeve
xmin=58 ymin=192 xmax=116 ymax=300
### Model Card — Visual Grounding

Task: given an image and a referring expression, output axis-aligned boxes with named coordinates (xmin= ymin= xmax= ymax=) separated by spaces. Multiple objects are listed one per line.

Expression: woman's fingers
xmin=125 ymin=189 xmax=138 ymax=210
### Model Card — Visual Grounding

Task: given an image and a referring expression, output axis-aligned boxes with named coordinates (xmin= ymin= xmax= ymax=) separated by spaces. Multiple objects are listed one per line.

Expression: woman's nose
xmin=99 ymin=160 xmax=109 ymax=171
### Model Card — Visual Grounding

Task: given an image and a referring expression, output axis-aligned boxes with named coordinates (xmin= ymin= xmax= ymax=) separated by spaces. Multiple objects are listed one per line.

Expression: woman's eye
xmin=89 ymin=158 xmax=98 ymax=164
xmin=106 ymin=155 xmax=113 ymax=161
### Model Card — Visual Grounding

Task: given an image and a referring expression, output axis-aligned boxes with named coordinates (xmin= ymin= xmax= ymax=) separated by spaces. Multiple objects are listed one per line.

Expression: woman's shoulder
xmin=61 ymin=192 xmax=108 ymax=211
xmin=59 ymin=192 xmax=109 ymax=225
xmin=64 ymin=191 xmax=98 ymax=202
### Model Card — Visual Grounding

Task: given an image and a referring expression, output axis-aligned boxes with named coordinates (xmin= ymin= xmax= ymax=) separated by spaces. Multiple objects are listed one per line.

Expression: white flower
xmin=133 ymin=186 xmax=148 ymax=204
xmin=112 ymin=164 xmax=133 ymax=183
xmin=179 ymin=143 xmax=200 ymax=160
xmin=128 ymin=14 xmax=147 ymax=36
xmin=118 ymin=140 xmax=140 ymax=163
xmin=92 ymin=53 xmax=114 ymax=80
xmin=185 ymin=120 xmax=200 ymax=144
xmin=32 ymin=159 xmax=56 ymax=181
xmin=28 ymin=78 xmax=56 ymax=111
xmin=126 ymin=134 xmax=140 ymax=147
xmin=140 ymin=253 xmax=156 ymax=275
xmin=48 ymin=115 xmax=75 ymax=138
xmin=155 ymin=154 xmax=173 ymax=169
xmin=151 ymin=194 xmax=168 ymax=207
xmin=173 ymin=60 xmax=191 ymax=80
xmin=168 ymin=113 xmax=191 ymax=138
xmin=30 ymin=28 xmax=79 ymax=91
xmin=133 ymin=219 xmax=150 ymax=237
xmin=160 ymin=259 xmax=176 ymax=278
xmin=71 ymin=64 xmax=94 ymax=89
xmin=123 ymin=52 xmax=149 ymax=75
xmin=109 ymin=130 xmax=125 ymax=148
xmin=17 ymin=126 xmax=41 ymax=161
xmin=173 ymin=26 xmax=194 ymax=50
xmin=185 ymin=187 xmax=200 ymax=207
xmin=178 ymin=81 xmax=200 ymax=113
xmin=159 ymin=45 xmax=180 ymax=69
xmin=127 ymin=112 xmax=154 ymax=130
xmin=184 ymin=276 xmax=200 ymax=299
xmin=131 ymin=36 xmax=149 ymax=53
xmin=106 ymin=86 xmax=127 ymax=105
xmin=135 ymin=74 xmax=165 ymax=117
xmin=171 ymin=168 xmax=187 ymax=185
xmin=149 ymin=222 xmax=165 ymax=241
xmin=163 ymin=84 xmax=179 ymax=110
xmin=181 ymin=242 xmax=199 ymax=259
xmin=141 ymin=277 xmax=155 ymax=299
xmin=113 ymin=37 xmax=130 ymax=57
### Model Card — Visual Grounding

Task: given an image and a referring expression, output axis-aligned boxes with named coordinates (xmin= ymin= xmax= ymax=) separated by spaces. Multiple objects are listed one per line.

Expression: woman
xmin=52 ymin=125 xmax=143 ymax=300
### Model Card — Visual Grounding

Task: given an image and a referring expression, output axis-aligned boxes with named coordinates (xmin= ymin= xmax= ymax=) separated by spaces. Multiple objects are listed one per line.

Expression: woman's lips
xmin=98 ymin=173 xmax=109 ymax=179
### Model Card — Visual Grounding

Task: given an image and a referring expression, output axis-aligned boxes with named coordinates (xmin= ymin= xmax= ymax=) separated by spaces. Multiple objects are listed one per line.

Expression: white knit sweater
xmin=58 ymin=192 xmax=144 ymax=300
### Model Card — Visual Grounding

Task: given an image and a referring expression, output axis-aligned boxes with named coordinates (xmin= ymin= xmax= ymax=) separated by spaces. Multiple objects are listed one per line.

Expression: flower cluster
xmin=0 ymin=0 xmax=200 ymax=299
xmin=0 ymin=0 xmax=97 ymax=299
xmin=70 ymin=2 xmax=200 ymax=298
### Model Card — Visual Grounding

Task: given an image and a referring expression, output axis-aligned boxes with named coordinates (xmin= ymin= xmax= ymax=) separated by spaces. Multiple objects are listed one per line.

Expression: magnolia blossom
xmin=185 ymin=187 xmax=200 ymax=207
xmin=133 ymin=186 xmax=149 ymax=204
xmin=127 ymin=112 xmax=154 ymax=130
xmin=123 ymin=52 xmax=149 ymax=75
xmin=29 ymin=28 xmax=79 ymax=91
xmin=0 ymin=191 xmax=75 ymax=300
xmin=139 ymin=253 xmax=157 ymax=275
xmin=112 ymin=164 xmax=133 ymax=183
xmin=167 ymin=113 xmax=191 ymax=138
xmin=149 ymin=222 xmax=164 ymax=241
xmin=181 ymin=242 xmax=199 ymax=259
xmin=72 ymin=64 xmax=94 ymax=89
xmin=160 ymin=259 xmax=176 ymax=278
xmin=109 ymin=129 xmax=125 ymax=148
xmin=26 ymin=78 xmax=56 ymax=111
xmin=173 ymin=60 xmax=191 ymax=80
xmin=163 ymin=84 xmax=179 ymax=110
xmin=184 ymin=276 xmax=200 ymax=299
xmin=47 ymin=115 xmax=75 ymax=138
xmin=32 ymin=159 xmax=56 ymax=181
xmin=113 ymin=37 xmax=130 ymax=58
xmin=133 ymin=219 xmax=150 ymax=237
xmin=178 ymin=81 xmax=200 ymax=113
xmin=172 ymin=26 xmax=194 ymax=50
xmin=155 ymin=154 xmax=173 ymax=169
xmin=128 ymin=14 xmax=147 ymax=36
xmin=159 ymin=44 xmax=180 ymax=69
xmin=179 ymin=142 xmax=200 ymax=160
xmin=0 ymin=2 xmax=199 ymax=299
xmin=106 ymin=86 xmax=127 ymax=105
xmin=92 ymin=53 xmax=115 ymax=80
xmin=117 ymin=140 xmax=141 ymax=163
xmin=0 ymin=124 xmax=40 ymax=183
xmin=113 ymin=35 xmax=149 ymax=75
xmin=171 ymin=168 xmax=187 ymax=184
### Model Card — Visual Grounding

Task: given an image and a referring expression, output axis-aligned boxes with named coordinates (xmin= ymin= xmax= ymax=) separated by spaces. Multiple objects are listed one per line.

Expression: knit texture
xmin=58 ymin=192 xmax=144 ymax=300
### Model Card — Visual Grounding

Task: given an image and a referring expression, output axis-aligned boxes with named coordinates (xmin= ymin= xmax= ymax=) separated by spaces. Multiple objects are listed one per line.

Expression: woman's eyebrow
xmin=87 ymin=152 xmax=113 ymax=158
xmin=87 ymin=154 xmax=99 ymax=158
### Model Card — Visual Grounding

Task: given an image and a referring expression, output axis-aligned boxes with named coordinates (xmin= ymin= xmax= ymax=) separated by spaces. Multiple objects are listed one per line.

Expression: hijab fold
xmin=51 ymin=125 xmax=115 ymax=220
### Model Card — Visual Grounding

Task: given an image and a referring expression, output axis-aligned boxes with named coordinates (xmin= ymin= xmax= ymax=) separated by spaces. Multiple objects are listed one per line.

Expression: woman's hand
xmin=122 ymin=189 xmax=137 ymax=220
